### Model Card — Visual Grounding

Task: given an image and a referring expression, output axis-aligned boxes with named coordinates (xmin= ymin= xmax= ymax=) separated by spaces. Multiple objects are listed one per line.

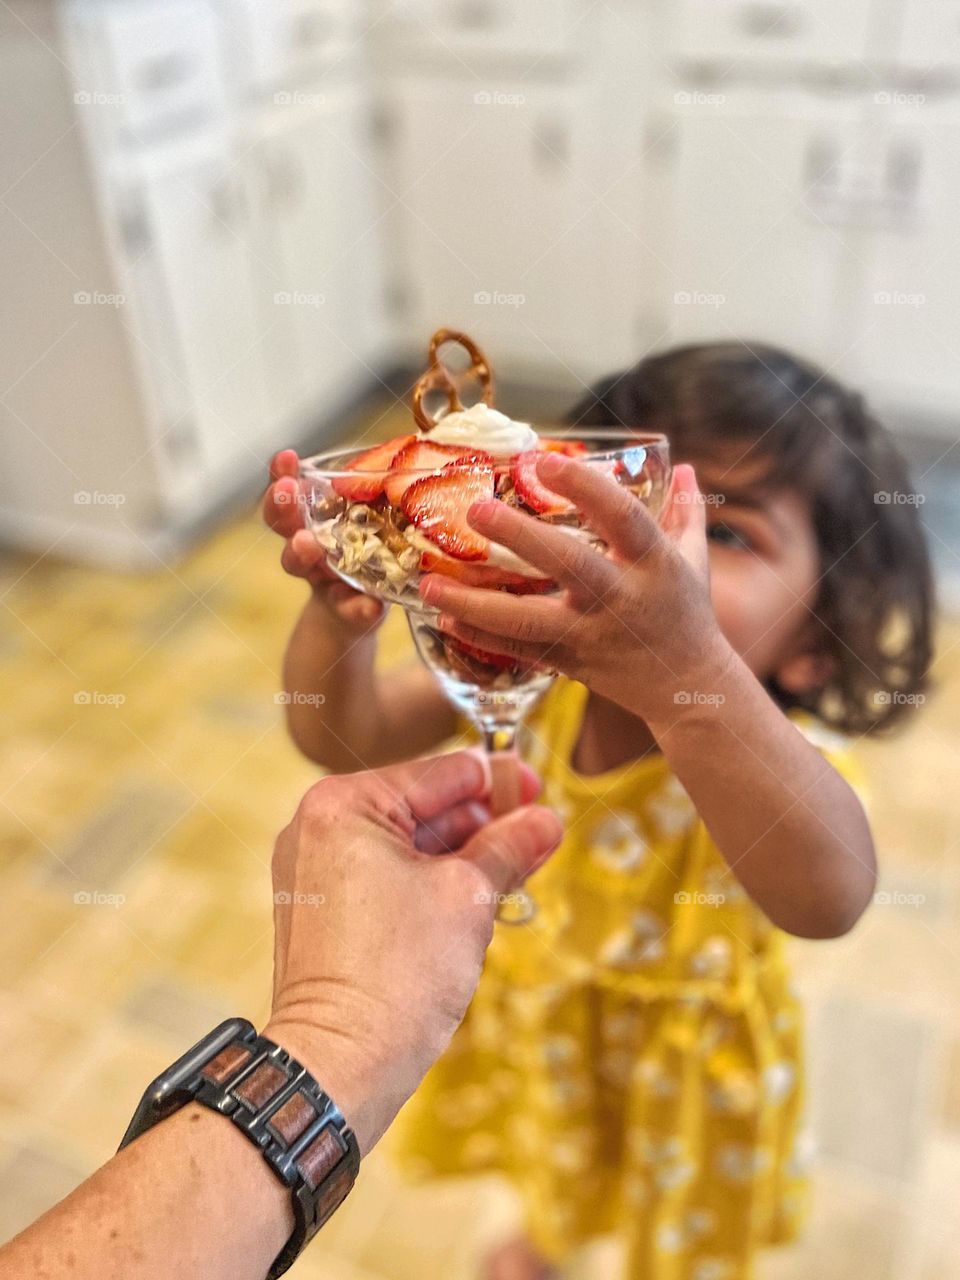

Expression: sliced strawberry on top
xmin=401 ymin=463 xmax=494 ymax=561
xmin=538 ymin=437 xmax=589 ymax=457
xmin=384 ymin=440 xmax=490 ymax=507
xmin=331 ymin=433 xmax=415 ymax=501
xmin=512 ymin=450 xmax=575 ymax=516
xmin=419 ymin=550 xmax=555 ymax=594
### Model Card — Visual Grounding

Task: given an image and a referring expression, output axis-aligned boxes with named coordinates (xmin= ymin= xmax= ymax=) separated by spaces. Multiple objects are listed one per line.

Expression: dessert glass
xmin=298 ymin=428 xmax=671 ymax=921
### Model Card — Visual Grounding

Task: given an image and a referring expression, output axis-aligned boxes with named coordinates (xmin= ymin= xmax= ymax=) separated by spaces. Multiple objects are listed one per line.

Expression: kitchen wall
xmin=1 ymin=0 xmax=958 ymax=566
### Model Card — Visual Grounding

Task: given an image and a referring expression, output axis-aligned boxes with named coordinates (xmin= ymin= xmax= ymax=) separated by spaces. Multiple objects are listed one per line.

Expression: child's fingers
xmin=269 ymin=449 xmax=300 ymax=482
xmin=333 ymin=591 xmax=385 ymax=629
xmin=280 ymin=530 xmax=328 ymax=580
xmin=420 ymin=575 xmax=567 ymax=645
xmin=264 ymin=476 xmax=303 ymax=537
xmin=535 ymin=453 xmax=662 ymax=564
xmin=465 ymin=503 xmax=617 ymax=601
xmin=437 ymin=616 xmax=554 ymax=669
xmin=662 ymin=465 xmax=710 ymax=580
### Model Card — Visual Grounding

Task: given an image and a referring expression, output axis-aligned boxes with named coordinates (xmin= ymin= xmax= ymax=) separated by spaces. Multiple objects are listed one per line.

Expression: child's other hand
xmin=418 ymin=456 xmax=730 ymax=725
xmin=264 ymin=449 xmax=385 ymax=631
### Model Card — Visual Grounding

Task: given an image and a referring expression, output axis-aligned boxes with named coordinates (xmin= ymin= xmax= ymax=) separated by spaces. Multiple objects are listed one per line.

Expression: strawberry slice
xmin=331 ymin=433 xmax=415 ymax=501
xmin=384 ymin=440 xmax=489 ymax=507
xmin=419 ymin=551 xmax=555 ymax=594
xmin=452 ymin=638 xmax=517 ymax=670
xmin=539 ymin=437 xmax=589 ymax=457
xmin=512 ymin=450 xmax=575 ymax=516
xmin=401 ymin=463 xmax=494 ymax=561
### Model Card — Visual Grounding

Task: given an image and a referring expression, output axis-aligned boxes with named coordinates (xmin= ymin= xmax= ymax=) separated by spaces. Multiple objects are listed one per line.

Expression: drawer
xmin=220 ymin=0 xmax=361 ymax=91
xmin=84 ymin=2 xmax=224 ymax=139
xmin=670 ymin=0 xmax=873 ymax=69
xmin=383 ymin=0 xmax=578 ymax=63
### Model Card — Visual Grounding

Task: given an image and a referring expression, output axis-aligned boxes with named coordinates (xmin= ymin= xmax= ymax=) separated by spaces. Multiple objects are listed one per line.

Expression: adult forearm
xmin=647 ymin=640 xmax=876 ymax=938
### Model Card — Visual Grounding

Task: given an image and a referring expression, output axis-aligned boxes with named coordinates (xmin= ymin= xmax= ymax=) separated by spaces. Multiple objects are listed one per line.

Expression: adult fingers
xmin=437 ymin=617 xmax=558 ymax=670
xmin=458 ymin=805 xmax=564 ymax=895
xmin=414 ymin=800 xmax=489 ymax=854
xmin=368 ymin=748 xmax=541 ymax=828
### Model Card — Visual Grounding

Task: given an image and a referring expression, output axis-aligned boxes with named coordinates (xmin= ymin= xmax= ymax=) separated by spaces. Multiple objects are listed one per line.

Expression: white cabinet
xmin=217 ymin=0 xmax=364 ymax=95
xmin=383 ymin=79 xmax=607 ymax=377
xmin=114 ymin=135 xmax=269 ymax=489
xmin=895 ymin=0 xmax=960 ymax=74
xmin=665 ymin=88 xmax=866 ymax=367
xmin=245 ymin=88 xmax=387 ymax=432
xmin=853 ymin=99 xmax=960 ymax=420
xmin=671 ymin=0 xmax=875 ymax=69
xmin=381 ymin=0 xmax=578 ymax=64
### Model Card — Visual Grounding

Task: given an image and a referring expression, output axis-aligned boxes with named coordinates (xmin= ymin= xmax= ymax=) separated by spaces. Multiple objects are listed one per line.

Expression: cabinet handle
xmin=209 ymin=175 xmax=247 ymax=230
xmin=266 ymin=149 xmax=306 ymax=211
xmin=533 ymin=118 xmax=569 ymax=173
xmin=135 ymin=51 xmax=192 ymax=93
xmin=736 ymin=3 xmax=804 ymax=39
xmin=293 ymin=10 xmax=334 ymax=49
xmin=884 ymin=139 xmax=922 ymax=226
xmin=452 ymin=0 xmax=498 ymax=31
xmin=118 ymin=196 xmax=151 ymax=257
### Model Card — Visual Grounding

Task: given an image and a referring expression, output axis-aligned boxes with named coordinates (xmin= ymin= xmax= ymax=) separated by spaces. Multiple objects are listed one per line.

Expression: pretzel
xmin=412 ymin=329 xmax=495 ymax=433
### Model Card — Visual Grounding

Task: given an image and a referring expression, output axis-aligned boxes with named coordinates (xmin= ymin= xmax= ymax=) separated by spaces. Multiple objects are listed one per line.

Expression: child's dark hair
xmin=568 ymin=341 xmax=934 ymax=735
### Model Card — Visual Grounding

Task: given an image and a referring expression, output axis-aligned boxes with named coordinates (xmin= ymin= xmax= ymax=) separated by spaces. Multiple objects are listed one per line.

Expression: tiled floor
xmin=2 ymin=408 xmax=960 ymax=1279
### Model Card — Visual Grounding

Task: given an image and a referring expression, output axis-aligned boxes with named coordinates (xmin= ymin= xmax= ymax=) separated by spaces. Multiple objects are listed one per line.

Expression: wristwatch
xmin=119 ymin=1017 xmax=361 ymax=1278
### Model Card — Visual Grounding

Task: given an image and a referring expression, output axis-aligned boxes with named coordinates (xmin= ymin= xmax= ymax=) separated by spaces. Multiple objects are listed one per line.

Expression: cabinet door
xmin=127 ymin=137 xmax=269 ymax=479
xmin=247 ymin=87 xmax=387 ymax=425
xmin=854 ymin=102 xmax=960 ymax=422
xmin=382 ymin=0 xmax=577 ymax=64
xmin=896 ymin=0 xmax=960 ymax=74
xmin=671 ymin=0 xmax=873 ymax=68
xmin=666 ymin=88 xmax=864 ymax=369
xmin=384 ymin=79 xmax=601 ymax=378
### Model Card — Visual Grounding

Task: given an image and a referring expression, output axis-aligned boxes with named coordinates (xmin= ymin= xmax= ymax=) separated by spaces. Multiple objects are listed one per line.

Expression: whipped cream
xmin=426 ymin=402 xmax=538 ymax=458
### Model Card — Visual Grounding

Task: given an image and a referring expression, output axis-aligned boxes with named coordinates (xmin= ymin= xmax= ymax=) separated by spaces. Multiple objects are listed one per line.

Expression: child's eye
xmin=707 ymin=522 xmax=753 ymax=551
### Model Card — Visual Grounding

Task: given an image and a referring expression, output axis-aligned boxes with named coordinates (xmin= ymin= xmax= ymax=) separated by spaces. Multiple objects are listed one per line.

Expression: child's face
xmin=691 ymin=457 xmax=826 ymax=692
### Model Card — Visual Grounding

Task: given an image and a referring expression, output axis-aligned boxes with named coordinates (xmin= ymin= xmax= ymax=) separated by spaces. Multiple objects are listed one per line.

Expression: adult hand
xmin=264 ymin=749 xmax=563 ymax=1152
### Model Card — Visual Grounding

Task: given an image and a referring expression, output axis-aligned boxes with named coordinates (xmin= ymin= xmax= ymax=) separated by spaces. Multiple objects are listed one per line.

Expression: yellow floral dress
xmin=390 ymin=678 xmax=866 ymax=1280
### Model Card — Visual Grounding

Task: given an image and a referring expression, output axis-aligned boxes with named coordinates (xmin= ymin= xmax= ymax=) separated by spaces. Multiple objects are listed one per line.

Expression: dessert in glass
xmin=298 ymin=330 xmax=671 ymax=922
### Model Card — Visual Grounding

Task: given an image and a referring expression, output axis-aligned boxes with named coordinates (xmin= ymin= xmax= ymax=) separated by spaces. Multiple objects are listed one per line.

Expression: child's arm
xmin=419 ymin=456 xmax=876 ymax=938
xmin=267 ymin=452 xmax=457 ymax=771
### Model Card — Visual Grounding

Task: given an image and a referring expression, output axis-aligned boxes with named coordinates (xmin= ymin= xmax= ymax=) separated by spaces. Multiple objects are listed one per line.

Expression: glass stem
xmin=481 ymin=723 xmax=518 ymax=755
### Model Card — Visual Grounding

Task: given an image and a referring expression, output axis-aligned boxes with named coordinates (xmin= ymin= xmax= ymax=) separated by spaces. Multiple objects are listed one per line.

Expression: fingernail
xmin=419 ymin=576 xmax=443 ymax=604
xmin=468 ymin=500 xmax=499 ymax=527
xmin=538 ymin=452 xmax=566 ymax=478
xmin=437 ymin=613 xmax=453 ymax=632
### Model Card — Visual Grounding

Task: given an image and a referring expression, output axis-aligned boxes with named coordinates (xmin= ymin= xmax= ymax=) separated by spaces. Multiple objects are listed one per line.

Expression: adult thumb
xmin=458 ymin=805 xmax=563 ymax=896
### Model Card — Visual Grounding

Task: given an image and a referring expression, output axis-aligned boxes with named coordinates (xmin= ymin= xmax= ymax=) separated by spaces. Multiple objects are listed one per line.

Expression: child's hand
xmin=264 ymin=449 xmax=384 ymax=631
xmin=418 ymin=456 xmax=731 ymax=726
